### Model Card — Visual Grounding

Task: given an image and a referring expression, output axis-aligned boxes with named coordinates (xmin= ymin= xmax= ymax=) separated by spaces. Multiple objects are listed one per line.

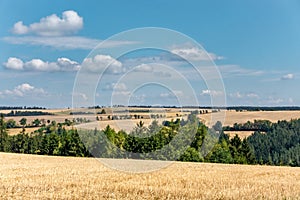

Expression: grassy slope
xmin=0 ymin=153 xmax=299 ymax=199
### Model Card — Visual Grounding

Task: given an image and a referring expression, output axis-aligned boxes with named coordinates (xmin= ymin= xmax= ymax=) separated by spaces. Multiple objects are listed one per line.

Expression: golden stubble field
xmin=0 ymin=153 xmax=299 ymax=199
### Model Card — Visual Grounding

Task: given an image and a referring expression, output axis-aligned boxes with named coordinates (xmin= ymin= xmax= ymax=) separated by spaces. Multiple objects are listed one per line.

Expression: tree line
xmin=0 ymin=113 xmax=299 ymax=166
xmin=1 ymin=110 xmax=53 ymax=117
xmin=0 ymin=106 xmax=46 ymax=110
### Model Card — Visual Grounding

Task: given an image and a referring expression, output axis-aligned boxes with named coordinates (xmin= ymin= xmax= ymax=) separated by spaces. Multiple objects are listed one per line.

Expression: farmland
xmin=1 ymin=109 xmax=300 ymax=199
xmin=0 ymin=152 xmax=299 ymax=199
xmin=4 ymin=108 xmax=300 ymax=137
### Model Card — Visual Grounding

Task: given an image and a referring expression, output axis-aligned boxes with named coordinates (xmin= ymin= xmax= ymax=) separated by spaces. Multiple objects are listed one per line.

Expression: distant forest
xmin=0 ymin=106 xmax=46 ymax=110
xmin=0 ymin=113 xmax=299 ymax=166
xmin=1 ymin=111 xmax=54 ymax=117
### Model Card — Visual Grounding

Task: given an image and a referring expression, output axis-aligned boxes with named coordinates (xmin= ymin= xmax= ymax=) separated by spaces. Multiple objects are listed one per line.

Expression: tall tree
xmin=0 ymin=114 xmax=8 ymax=151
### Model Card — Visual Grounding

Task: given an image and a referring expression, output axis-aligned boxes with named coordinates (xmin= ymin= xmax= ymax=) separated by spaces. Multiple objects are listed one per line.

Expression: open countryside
xmin=1 ymin=152 xmax=299 ymax=199
xmin=5 ymin=108 xmax=300 ymax=136
xmin=1 ymin=1 xmax=300 ymax=199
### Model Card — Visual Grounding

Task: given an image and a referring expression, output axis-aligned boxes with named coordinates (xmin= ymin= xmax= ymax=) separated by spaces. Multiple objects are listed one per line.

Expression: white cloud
xmin=3 ymin=36 xmax=137 ymax=50
xmin=229 ymin=92 xmax=243 ymax=99
xmin=3 ymin=57 xmax=80 ymax=72
xmin=266 ymin=97 xmax=284 ymax=105
xmin=281 ymin=73 xmax=294 ymax=80
xmin=133 ymin=64 xmax=153 ymax=72
xmin=12 ymin=10 xmax=83 ymax=36
xmin=171 ymin=46 xmax=223 ymax=61
xmin=105 ymin=83 xmax=127 ymax=91
xmin=219 ymin=65 xmax=264 ymax=77
xmin=201 ymin=90 xmax=223 ymax=96
xmin=12 ymin=21 xmax=29 ymax=35
xmin=24 ymin=59 xmax=59 ymax=71
xmin=3 ymin=57 xmax=24 ymax=70
xmin=229 ymin=92 xmax=259 ymax=99
xmin=57 ymin=58 xmax=81 ymax=71
xmin=246 ymin=93 xmax=259 ymax=98
xmin=3 ymin=83 xmax=45 ymax=97
xmin=82 ymin=54 xmax=123 ymax=74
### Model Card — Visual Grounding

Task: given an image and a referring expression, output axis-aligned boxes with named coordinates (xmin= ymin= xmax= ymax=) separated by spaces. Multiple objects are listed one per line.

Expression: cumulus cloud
xmin=171 ymin=46 xmax=223 ymax=61
xmin=3 ymin=57 xmax=80 ymax=72
xmin=281 ymin=73 xmax=294 ymax=80
xmin=133 ymin=64 xmax=153 ymax=72
xmin=3 ymin=57 xmax=24 ymax=70
xmin=24 ymin=59 xmax=59 ymax=71
xmin=82 ymin=54 xmax=124 ymax=74
xmin=12 ymin=21 xmax=29 ymax=35
xmin=201 ymin=90 xmax=223 ymax=96
xmin=12 ymin=10 xmax=83 ymax=36
xmin=3 ymin=83 xmax=45 ymax=97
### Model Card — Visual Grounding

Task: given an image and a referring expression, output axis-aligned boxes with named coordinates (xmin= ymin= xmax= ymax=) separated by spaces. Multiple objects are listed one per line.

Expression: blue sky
xmin=1 ymin=0 xmax=300 ymax=108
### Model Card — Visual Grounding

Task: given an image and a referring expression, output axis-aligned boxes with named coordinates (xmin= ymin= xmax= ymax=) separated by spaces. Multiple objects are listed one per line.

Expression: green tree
xmin=179 ymin=147 xmax=203 ymax=162
xmin=6 ymin=119 xmax=16 ymax=128
xmin=206 ymin=140 xmax=233 ymax=164
xmin=19 ymin=118 xmax=27 ymax=127
xmin=0 ymin=114 xmax=8 ymax=151
xmin=32 ymin=119 xmax=41 ymax=127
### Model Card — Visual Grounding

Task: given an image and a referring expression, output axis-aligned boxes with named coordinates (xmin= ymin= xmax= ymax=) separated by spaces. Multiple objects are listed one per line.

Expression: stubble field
xmin=0 ymin=152 xmax=299 ymax=199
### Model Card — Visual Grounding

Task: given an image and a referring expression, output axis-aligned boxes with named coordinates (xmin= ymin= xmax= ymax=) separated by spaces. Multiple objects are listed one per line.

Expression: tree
xmin=6 ymin=119 xmax=16 ymax=128
xmin=19 ymin=118 xmax=27 ymax=127
xmin=179 ymin=147 xmax=203 ymax=162
xmin=32 ymin=119 xmax=41 ymax=127
xmin=191 ymin=124 xmax=207 ymax=151
xmin=0 ymin=114 xmax=8 ymax=151
xmin=206 ymin=140 xmax=233 ymax=164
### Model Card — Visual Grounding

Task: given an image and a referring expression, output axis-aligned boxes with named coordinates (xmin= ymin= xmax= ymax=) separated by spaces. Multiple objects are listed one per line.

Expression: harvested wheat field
xmin=7 ymin=127 xmax=40 ymax=136
xmin=200 ymin=110 xmax=300 ymax=127
xmin=0 ymin=153 xmax=299 ymax=199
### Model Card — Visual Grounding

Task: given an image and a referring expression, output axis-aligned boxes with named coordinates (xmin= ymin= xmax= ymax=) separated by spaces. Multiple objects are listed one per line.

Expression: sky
xmin=1 ymin=0 xmax=300 ymax=108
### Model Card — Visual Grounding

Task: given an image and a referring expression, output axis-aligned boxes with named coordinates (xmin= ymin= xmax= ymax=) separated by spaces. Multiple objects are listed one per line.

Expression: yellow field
xmin=201 ymin=110 xmax=300 ymax=127
xmin=7 ymin=127 xmax=40 ymax=135
xmin=0 ymin=153 xmax=299 ymax=199
xmin=223 ymin=131 xmax=255 ymax=139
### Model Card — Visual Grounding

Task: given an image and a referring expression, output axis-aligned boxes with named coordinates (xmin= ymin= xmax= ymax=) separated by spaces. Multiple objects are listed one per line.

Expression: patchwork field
xmin=0 ymin=153 xmax=299 ymax=199
xmin=3 ymin=108 xmax=300 ymax=138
